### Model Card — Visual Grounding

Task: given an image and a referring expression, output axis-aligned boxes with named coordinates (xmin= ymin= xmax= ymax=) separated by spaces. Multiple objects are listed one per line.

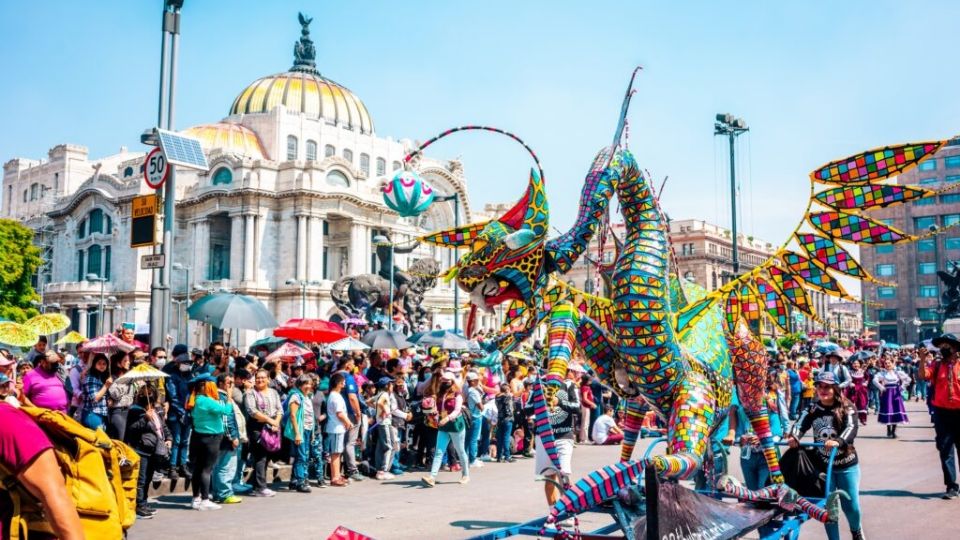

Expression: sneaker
xmin=458 ymin=476 xmax=470 ymax=485
xmin=389 ymin=467 xmax=406 ymax=476
xmin=168 ymin=468 xmax=179 ymax=481
xmin=220 ymin=495 xmax=243 ymax=504
xmin=296 ymin=483 xmax=312 ymax=493
xmin=943 ymin=488 xmax=959 ymax=500
xmin=136 ymin=507 xmax=155 ymax=519
xmin=506 ymin=457 xmax=516 ymax=463
xmin=470 ymin=460 xmax=483 ymax=468
xmin=200 ymin=499 xmax=221 ymax=511
xmin=421 ymin=475 xmax=436 ymax=487
xmin=191 ymin=497 xmax=204 ymax=510
xmin=480 ymin=455 xmax=495 ymax=462
xmin=349 ymin=472 xmax=365 ymax=482
xmin=249 ymin=488 xmax=277 ymax=498
xmin=451 ymin=464 xmax=462 ymax=472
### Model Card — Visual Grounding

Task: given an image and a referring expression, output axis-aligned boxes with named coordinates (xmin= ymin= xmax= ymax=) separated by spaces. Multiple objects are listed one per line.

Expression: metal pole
xmin=301 ymin=283 xmax=307 ymax=319
xmin=389 ymin=244 xmax=394 ymax=329
xmin=160 ymin=5 xmax=181 ymax=348
xmin=453 ymin=194 xmax=460 ymax=333
xmin=149 ymin=4 xmax=172 ymax=348
xmin=99 ymin=278 xmax=105 ymax=336
xmin=728 ymin=132 xmax=740 ymax=276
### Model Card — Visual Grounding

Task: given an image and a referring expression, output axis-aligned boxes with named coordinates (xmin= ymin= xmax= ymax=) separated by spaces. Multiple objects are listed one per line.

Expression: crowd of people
xmin=3 ymin=325 xmax=960 ymax=539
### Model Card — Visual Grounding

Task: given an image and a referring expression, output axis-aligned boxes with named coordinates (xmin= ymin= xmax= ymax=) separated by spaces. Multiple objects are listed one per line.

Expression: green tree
xmin=0 ymin=219 xmax=42 ymax=322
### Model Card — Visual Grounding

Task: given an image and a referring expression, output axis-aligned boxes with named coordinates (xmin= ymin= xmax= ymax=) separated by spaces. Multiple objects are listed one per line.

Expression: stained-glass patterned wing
xmin=420 ymin=220 xmax=490 ymax=246
xmin=809 ymin=211 xmax=912 ymax=244
xmin=768 ymin=266 xmax=816 ymax=318
xmin=795 ymin=233 xmax=875 ymax=281
xmin=781 ymin=251 xmax=851 ymax=298
xmin=810 ymin=141 xmax=944 ymax=185
xmin=724 ymin=287 xmax=743 ymax=331
xmin=814 ymin=184 xmax=935 ymax=211
xmin=675 ymin=295 xmax=716 ymax=340
xmin=738 ymin=284 xmax=762 ymax=323
xmin=753 ymin=277 xmax=789 ymax=332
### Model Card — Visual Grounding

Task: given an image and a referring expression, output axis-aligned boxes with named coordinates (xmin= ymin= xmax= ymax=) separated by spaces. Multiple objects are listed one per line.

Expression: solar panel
xmin=156 ymin=129 xmax=209 ymax=171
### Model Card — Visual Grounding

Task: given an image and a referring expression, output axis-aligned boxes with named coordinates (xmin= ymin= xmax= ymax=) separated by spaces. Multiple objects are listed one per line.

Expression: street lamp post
xmin=714 ymin=114 xmax=749 ymax=276
xmin=86 ymin=273 xmax=107 ymax=336
xmin=171 ymin=299 xmax=186 ymax=343
xmin=172 ymin=263 xmax=191 ymax=342
xmin=286 ymin=279 xmax=322 ymax=319
xmin=371 ymin=236 xmax=394 ymax=328
xmin=929 ymin=224 xmax=944 ymax=334
xmin=433 ymin=192 xmax=461 ymax=333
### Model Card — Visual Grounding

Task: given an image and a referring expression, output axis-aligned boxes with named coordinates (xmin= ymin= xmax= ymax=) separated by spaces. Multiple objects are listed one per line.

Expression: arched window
xmin=212 ymin=167 xmax=233 ymax=185
xmin=343 ymin=149 xmax=353 ymax=163
xmin=324 ymin=144 xmax=336 ymax=158
xmin=392 ymin=161 xmax=401 ymax=173
xmin=89 ymin=209 xmax=104 ymax=234
xmin=30 ymin=183 xmax=39 ymax=200
xmin=325 ymin=170 xmax=350 ymax=188
xmin=359 ymin=154 xmax=370 ymax=175
xmin=123 ymin=166 xmax=134 ymax=177
xmin=286 ymin=135 xmax=298 ymax=161
xmin=306 ymin=140 xmax=317 ymax=161
xmin=376 ymin=158 xmax=386 ymax=176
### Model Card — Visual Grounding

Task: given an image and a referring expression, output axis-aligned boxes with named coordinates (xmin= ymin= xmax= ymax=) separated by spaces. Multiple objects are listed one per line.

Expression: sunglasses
xmin=814 ymin=383 xmax=834 ymax=390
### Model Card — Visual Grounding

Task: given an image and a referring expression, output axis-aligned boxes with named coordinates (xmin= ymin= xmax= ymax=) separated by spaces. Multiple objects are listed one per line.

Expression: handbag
xmin=255 ymin=390 xmax=282 ymax=452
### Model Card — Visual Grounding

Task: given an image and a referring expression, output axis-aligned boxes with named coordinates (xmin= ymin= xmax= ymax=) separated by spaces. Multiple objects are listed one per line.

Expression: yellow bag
xmin=0 ymin=405 xmax=139 ymax=540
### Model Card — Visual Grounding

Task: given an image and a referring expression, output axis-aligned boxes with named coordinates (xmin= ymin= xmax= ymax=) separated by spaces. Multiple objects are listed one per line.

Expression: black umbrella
xmin=849 ymin=350 xmax=876 ymax=363
xmin=409 ymin=329 xmax=471 ymax=350
xmin=361 ymin=329 xmax=414 ymax=350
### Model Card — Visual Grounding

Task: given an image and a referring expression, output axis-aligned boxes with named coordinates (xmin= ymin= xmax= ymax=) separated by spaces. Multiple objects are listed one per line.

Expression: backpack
xmin=0 ymin=405 xmax=139 ymax=540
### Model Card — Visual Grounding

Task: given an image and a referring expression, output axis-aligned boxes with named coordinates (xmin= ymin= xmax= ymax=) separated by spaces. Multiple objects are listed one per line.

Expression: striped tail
xmin=530 ymin=376 xmax=562 ymax=473
xmin=746 ymin=408 xmax=784 ymax=484
xmin=545 ymin=302 xmax=578 ymax=386
xmin=620 ymin=398 xmax=646 ymax=462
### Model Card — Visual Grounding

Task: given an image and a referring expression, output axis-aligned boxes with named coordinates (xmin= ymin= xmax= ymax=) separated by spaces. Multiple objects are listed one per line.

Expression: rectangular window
xmin=876 ymin=287 xmax=896 ymax=299
xmin=920 ymin=177 xmax=940 ymax=185
xmin=875 ymin=244 xmax=895 ymax=254
xmin=942 ymin=193 xmax=960 ymax=204
xmin=946 ymin=175 xmax=960 ymax=183
xmin=877 ymin=309 xmax=898 ymax=321
xmin=918 ymin=308 xmax=939 ymax=321
xmin=87 ymin=245 xmax=102 ymax=278
xmin=77 ymin=250 xmax=84 ymax=281
xmin=359 ymin=154 xmax=370 ymax=175
xmin=919 ymin=285 xmax=938 ymax=297
xmin=919 ymin=262 xmax=936 ymax=274
xmin=104 ymin=246 xmax=111 ymax=281
xmin=915 ymin=197 xmax=936 ymax=206
xmin=322 ymin=246 xmax=328 ymax=280
xmin=946 ymin=156 xmax=960 ymax=169
xmin=944 ymin=214 xmax=960 ymax=227
xmin=915 ymin=216 xmax=937 ymax=231
xmin=917 ymin=239 xmax=935 ymax=252
xmin=946 ymin=237 xmax=960 ymax=250
xmin=376 ymin=158 xmax=386 ymax=176
xmin=919 ymin=160 xmax=937 ymax=171
xmin=875 ymin=263 xmax=896 ymax=276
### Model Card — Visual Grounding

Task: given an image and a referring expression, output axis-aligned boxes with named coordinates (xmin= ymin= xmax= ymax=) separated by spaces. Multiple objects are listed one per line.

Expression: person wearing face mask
xmin=920 ymin=334 xmax=960 ymax=499
xmin=22 ymin=349 xmax=69 ymax=413
xmin=162 ymin=344 xmax=194 ymax=481
xmin=150 ymin=347 xmax=168 ymax=370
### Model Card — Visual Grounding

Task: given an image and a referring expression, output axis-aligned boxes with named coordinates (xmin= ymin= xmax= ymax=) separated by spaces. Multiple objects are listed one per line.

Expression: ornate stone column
xmin=243 ymin=214 xmax=255 ymax=282
xmin=77 ymin=307 xmax=89 ymax=337
xmin=230 ymin=214 xmax=244 ymax=282
xmin=307 ymin=216 xmax=324 ymax=281
xmin=296 ymin=215 xmax=308 ymax=281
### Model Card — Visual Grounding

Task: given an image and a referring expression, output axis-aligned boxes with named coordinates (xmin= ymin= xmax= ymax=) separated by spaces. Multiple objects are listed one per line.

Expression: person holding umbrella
xmin=79 ymin=353 xmax=112 ymax=430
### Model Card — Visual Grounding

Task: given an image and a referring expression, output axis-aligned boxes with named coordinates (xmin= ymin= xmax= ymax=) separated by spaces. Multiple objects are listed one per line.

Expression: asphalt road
xmin=132 ymin=400 xmax=954 ymax=539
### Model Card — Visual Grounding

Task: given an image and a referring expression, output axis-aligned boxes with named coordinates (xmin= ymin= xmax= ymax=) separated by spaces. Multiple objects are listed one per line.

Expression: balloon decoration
xmin=381 ymin=170 xmax=435 ymax=217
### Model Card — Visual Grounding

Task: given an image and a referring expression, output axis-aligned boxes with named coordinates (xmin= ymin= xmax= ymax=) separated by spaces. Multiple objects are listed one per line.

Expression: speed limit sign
xmin=143 ymin=147 xmax=169 ymax=189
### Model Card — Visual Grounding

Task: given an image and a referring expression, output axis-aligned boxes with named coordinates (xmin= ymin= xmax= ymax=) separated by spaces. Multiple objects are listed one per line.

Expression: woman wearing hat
xmin=422 ymin=371 xmax=470 ymax=487
xmin=872 ymin=358 xmax=910 ymax=438
xmin=920 ymin=334 xmax=960 ymax=499
xmin=788 ymin=370 xmax=864 ymax=540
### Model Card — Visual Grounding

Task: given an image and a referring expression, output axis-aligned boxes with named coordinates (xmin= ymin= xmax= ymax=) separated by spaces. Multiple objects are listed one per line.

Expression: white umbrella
xmin=327 ymin=337 xmax=370 ymax=351
xmin=114 ymin=363 xmax=168 ymax=383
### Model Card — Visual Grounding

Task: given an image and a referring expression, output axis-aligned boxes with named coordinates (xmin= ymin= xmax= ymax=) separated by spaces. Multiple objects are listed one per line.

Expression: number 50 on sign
xmin=143 ymin=147 xmax=169 ymax=189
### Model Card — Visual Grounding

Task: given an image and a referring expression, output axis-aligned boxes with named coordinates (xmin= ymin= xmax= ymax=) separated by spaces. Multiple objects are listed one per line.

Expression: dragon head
xmin=421 ymin=168 xmax=549 ymax=332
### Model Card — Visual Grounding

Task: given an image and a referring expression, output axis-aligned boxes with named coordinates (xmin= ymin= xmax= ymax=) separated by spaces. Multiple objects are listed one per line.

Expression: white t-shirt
xmin=326 ymin=391 xmax=348 ymax=434
xmin=592 ymin=414 xmax=617 ymax=444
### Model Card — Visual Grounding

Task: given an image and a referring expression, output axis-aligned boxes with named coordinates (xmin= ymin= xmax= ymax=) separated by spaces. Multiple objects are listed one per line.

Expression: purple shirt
xmin=0 ymin=403 xmax=54 ymax=540
xmin=22 ymin=368 xmax=69 ymax=413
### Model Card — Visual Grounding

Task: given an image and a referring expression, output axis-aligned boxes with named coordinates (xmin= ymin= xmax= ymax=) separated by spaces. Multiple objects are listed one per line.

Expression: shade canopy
xmin=409 ymin=329 xmax=470 ymax=350
xmin=187 ymin=292 xmax=278 ymax=331
xmin=327 ymin=337 xmax=371 ymax=351
xmin=80 ymin=334 xmax=137 ymax=355
xmin=273 ymin=318 xmax=346 ymax=344
xmin=361 ymin=329 xmax=414 ymax=350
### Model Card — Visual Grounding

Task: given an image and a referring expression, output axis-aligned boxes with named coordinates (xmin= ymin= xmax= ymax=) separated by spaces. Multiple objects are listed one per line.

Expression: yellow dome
xmin=182 ymin=123 xmax=268 ymax=160
xmin=229 ymin=71 xmax=374 ymax=135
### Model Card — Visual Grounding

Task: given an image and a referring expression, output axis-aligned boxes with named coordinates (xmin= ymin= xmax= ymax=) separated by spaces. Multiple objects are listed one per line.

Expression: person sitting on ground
xmin=591 ymin=405 xmax=624 ymax=446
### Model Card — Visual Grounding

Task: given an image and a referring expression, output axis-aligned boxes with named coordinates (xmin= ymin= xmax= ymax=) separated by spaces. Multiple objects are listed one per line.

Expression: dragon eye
xmin=460 ymin=265 xmax=487 ymax=279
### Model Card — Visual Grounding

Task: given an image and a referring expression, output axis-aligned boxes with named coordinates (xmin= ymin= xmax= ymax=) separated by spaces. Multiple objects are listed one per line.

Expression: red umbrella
xmin=273 ymin=318 xmax=347 ymax=344
xmin=80 ymin=333 xmax=137 ymax=355
xmin=266 ymin=341 xmax=314 ymax=363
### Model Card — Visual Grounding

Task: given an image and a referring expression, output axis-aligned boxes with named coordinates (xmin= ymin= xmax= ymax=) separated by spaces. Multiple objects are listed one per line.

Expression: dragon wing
xmin=676 ymin=140 xmax=960 ymax=338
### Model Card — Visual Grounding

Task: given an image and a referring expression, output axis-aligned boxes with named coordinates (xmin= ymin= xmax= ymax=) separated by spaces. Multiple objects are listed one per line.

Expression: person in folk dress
xmin=873 ymin=358 xmax=910 ymax=438
xmin=846 ymin=360 xmax=870 ymax=426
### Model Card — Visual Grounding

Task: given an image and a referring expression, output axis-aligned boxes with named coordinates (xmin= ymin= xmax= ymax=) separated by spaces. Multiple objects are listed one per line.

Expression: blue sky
xmin=2 ymin=1 xmax=959 ymax=247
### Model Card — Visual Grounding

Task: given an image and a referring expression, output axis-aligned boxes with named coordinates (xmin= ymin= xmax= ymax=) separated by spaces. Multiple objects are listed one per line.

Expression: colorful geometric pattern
xmin=549 ymin=460 xmax=645 ymax=521
xmin=810 ymin=141 xmax=943 ymax=185
xmin=529 ymin=376 xmax=562 ymax=473
xmin=780 ymin=251 xmax=850 ymax=298
xmin=545 ymin=302 xmax=578 ymax=385
xmin=420 ymin=220 xmax=489 ymax=246
xmin=381 ymin=170 xmax=435 ymax=217
xmin=753 ymin=277 xmax=789 ymax=332
xmin=768 ymin=266 xmax=816 ymax=317
xmin=814 ymin=184 xmax=934 ymax=211
xmin=795 ymin=233 xmax=874 ymax=281
xmin=724 ymin=288 xmax=743 ymax=332
xmin=738 ymin=284 xmax=762 ymax=324
xmin=809 ymin=211 xmax=911 ymax=244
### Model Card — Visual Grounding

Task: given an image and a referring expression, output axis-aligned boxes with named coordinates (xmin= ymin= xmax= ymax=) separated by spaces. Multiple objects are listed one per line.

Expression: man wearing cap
xmin=162 ymin=344 xmax=194 ymax=480
xmin=21 ymin=350 xmax=69 ymax=414
xmin=920 ymin=334 xmax=960 ymax=499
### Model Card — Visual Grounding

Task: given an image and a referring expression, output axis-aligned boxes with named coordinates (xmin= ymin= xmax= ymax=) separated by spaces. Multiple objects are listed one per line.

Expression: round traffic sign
xmin=143 ymin=147 xmax=169 ymax=189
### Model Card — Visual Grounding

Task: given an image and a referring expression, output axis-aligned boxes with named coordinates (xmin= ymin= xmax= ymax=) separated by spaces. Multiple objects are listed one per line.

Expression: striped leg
xmin=620 ymin=398 xmax=645 ymax=462
xmin=544 ymin=301 xmax=578 ymax=387
xmin=745 ymin=408 xmax=784 ymax=484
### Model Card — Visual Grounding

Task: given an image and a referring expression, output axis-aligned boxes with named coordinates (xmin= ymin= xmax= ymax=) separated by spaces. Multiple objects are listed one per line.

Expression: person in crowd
xmin=186 ymin=374 xmax=233 ymax=510
xmin=307 ymin=372 xmax=328 ymax=487
xmin=422 ymin=372 xmax=470 ymax=486
xmin=578 ymin=374 xmax=597 ymax=443
xmin=22 ymin=349 xmax=69 ymax=413
xmin=495 ymin=383 xmax=515 ymax=463
xmin=591 ymin=405 xmax=624 ymax=446
xmin=80 ymin=354 xmax=112 ymax=430
xmin=786 ymin=360 xmax=802 ymax=420
xmin=798 ymin=359 xmax=815 ymax=412
xmin=464 ymin=371 xmax=484 ymax=468
xmin=0 ymin=402 xmax=84 ymax=539
xmin=372 ymin=376 xmax=397 ymax=480
xmin=0 ymin=374 xmax=19 ymax=407
xmin=336 ymin=356 xmax=365 ymax=482
xmin=231 ymin=369 xmax=254 ymax=495
xmin=846 ymin=359 xmax=870 ymax=426
xmin=0 ymin=350 xmax=15 ymax=383
xmin=789 ymin=371 xmax=863 ymax=540
xmin=106 ymin=352 xmax=135 ymax=440
xmin=212 ymin=374 xmax=244 ymax=504
xmin=913 ymin=353 xmax=929 ymax=402
xmin=765 ymin=375 xmax=788 ymax=440
xmin=162 ymin=345 xmax=193 ymax=480
xmin=243 ymin=369 xmax=283 ymax=497
xmin=874 ymin=357 xmax=910 ymax=438
xmin=285 ymin=374 xmax=316 ymax=492
xmin=149 ymin=347 xmax=168 ymax=369
xmin=919 ymin=336 xmax=960 ymax=499
xmin=24 ymin=336 xmax=48 ymax=366
xmin=525 ymin=379 xmax=580 ymax=523
xmin=825 ymin=351 xmax=852 ymax=390
xmin=326 ymin=372 xmax=353 ymax=487
xmin=865 ymin=358 xmax=881 ymax=412
xmin=389 ymin=373 xmax=411 ymax=475
xmin=208 ymin=342 xmax=228 ymax=375
xmin=124 ymin=384 xmax=170 ymax=519
xmin=66 ymin=350 xmax=86 ymax=415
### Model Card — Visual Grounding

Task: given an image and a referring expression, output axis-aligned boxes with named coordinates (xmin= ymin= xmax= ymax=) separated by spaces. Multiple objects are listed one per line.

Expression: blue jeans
xmin=740 ymin=448 xmax=770 ymax=491
xmin=82 ymin=411 xmax=107 ymax=431
xmin=466 ymin=414 xmax=482 ymax=463
xmin=789 ymin=393 xmax=801 ymax=420
xmin=212 ymin=444 xmax=238 ymax=500
xmin=309 ymin=431 xmax=325 ymax=480
xmin=430 ymin=429 xmax=469 ymax=477
xmin=167 ymin=416 xmax=192 ymax=469
xmin=915 ymin=379 xmax=928 ymax=400
xmin=231 ymin=445 xmax=251 ymax=492
xmin=479 ymin=418 xmax=492 ymax=457
xmin=291 ymin=429 xmax=312 ymax=484
xmin=868 ymin=387 xmax=880 ymax=410
xmin=825 ymin=464 xmax=861 ymax=539
xmin=496 ymin=420 xmax=513 ymax=461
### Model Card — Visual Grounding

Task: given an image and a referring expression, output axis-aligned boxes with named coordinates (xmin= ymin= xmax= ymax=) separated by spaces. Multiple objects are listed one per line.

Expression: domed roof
xmin=227 ymin=13 xmax=374 ymax=135
xmin=182 ymin=123 xmax=268 ymax=160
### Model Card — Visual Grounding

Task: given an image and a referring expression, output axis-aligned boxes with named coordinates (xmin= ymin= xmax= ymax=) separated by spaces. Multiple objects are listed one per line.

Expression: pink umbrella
xmin=266 ymin=341 xmax=314 ymax=363
xmin=80 ymin=333 xmax=137 ymax=355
